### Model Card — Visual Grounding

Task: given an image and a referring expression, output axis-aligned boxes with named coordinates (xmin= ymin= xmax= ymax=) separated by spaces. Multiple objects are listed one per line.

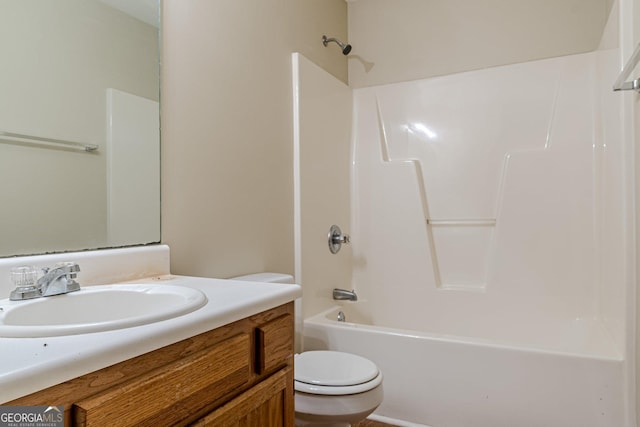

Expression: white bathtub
xmin=303 ymin=304 xmax=626 ymax=427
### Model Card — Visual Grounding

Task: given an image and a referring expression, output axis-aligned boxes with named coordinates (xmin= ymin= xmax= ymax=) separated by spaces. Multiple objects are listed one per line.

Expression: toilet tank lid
xmin=230 ymin=272 xmax=294 ymax=284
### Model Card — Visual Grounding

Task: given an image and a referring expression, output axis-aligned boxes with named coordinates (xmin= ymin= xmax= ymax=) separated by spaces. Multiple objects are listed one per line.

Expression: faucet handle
xmin=56 ymin=262 xmax=81 ymax=291
xmin=55 ymin=261 xmax=80 ymax=269
xmin=11 ymin=265 xmax=38 ymax=287
xmin=55 ymin=262 xmax=80 ymax=276
xmin=328 ymin=225 xmax=351 ymax=254
xmin=9 ymin=266 xmax=40 ymax=300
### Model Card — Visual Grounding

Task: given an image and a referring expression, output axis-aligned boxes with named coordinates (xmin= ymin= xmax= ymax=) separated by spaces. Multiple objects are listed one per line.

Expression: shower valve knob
xmin=328 ymin=225 xmax=350 ymax=254
xmin=334 ymin=234 xmax=350 ymax=244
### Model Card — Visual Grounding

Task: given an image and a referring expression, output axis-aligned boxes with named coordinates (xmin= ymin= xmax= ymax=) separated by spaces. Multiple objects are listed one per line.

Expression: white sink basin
xmin=0 ymin=284 xmax=207 ymax=337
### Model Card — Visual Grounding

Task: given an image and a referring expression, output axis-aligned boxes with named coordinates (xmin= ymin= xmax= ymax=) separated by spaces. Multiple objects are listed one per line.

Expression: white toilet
xmin=231 ymin=273 xmax=384 ymax=426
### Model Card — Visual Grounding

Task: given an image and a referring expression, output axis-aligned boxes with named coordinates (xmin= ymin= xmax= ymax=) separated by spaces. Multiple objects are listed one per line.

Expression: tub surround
xmin=341 ymin=47 xmax=629 ymax=426
xmin=0 ymin=245 xmax=301 ymax=403
xmin=294 ymin=10 xmax=630 ymax=422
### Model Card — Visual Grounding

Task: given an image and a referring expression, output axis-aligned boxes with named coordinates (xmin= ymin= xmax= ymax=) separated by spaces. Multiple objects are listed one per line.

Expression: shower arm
xmin=322 ymin=35 xmax=352 ymax=56
xmin=322 ymin=36 xmax=340 ymax=46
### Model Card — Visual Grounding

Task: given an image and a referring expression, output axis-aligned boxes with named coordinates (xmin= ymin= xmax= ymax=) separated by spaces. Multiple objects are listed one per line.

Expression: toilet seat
xmin=295 ymin=351 xmax=383 ymax=396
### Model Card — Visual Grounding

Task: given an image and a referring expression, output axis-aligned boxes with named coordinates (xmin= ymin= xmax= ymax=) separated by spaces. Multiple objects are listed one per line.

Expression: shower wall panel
xmin=293 ymin=53 xmax=353 ymax=319
xmin=351 ymin=51 xmax=625 ymax=353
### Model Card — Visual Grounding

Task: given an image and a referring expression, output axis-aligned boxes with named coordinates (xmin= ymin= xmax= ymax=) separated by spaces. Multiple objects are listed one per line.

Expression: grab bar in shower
xmin=613 ymin=42 xmax=640 ymax=92
xmin=0 ymin=131 xmax=99 ymax=152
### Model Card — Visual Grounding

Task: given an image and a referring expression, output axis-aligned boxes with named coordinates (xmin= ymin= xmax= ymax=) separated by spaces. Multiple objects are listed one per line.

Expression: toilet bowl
xmin=294 ymin=350 xmax=383 ymax=426
xmin=230 ymin=273 xmax=384 ymax=426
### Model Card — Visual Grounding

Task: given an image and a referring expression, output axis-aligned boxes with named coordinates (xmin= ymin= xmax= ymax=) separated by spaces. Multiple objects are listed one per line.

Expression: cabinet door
xmin=193 ymin=367 xmax=294 ymax=427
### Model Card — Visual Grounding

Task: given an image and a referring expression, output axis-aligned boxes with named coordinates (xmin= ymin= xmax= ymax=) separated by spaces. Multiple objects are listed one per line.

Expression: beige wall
xmin=161 ymin=0 xmax=348 ymax=278
xmin=348 ymin=0 xmax=614 ymax=87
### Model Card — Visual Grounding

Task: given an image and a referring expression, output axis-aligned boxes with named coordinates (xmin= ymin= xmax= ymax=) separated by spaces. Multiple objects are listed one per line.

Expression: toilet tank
xmin=230 ymin=272 xmax=295 ymax=284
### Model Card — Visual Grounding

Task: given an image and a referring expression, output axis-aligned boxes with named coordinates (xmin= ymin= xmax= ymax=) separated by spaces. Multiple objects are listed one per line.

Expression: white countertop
xmin=0 ymin=274 xmax=301 ymax=403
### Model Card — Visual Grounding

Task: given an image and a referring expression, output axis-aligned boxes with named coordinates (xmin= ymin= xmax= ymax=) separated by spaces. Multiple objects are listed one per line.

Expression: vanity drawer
xmin=74 ymin=333 xmax=251 ymax=427
xmin=256 ymin=314 xmax=294 ymax=374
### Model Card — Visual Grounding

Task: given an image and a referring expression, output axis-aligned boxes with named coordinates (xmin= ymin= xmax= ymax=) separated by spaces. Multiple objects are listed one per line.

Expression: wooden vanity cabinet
xmin=8 ymin=302 xmax=295 ymax=427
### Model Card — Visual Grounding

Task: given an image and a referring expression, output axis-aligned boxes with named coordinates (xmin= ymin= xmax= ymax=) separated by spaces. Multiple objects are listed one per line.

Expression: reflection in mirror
xmin=0 ymin=0 xmax=160 ymax=257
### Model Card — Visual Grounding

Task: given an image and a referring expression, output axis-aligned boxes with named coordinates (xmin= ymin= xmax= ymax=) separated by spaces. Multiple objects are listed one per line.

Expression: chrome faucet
xmin=38 ymin=262 xmax=81 ymax=297
xmin=9 ymin=262 xmax=81 ymax=300
xmin=333 ymin=288 xmax=357 ymax=301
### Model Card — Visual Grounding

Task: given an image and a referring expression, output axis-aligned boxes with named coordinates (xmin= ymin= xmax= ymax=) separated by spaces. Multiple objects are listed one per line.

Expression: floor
xmin=354 ymin=420 xmax=397 ymax=427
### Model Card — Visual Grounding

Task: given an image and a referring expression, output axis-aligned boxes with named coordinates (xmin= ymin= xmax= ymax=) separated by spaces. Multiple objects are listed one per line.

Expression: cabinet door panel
xmin=194 ymin=367 xmax=293 ymax=427
xmin=74 ymin=333 xmax=251 ymax=427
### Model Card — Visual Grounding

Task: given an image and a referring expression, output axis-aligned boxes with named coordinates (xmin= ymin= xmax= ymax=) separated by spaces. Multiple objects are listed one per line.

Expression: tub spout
xmin=333 ymin=288 xmax=357 ymax=301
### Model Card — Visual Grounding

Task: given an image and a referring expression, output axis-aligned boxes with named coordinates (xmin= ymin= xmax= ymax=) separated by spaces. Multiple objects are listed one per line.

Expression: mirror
xmin=0 ymin=0 xmax=160 ymax=257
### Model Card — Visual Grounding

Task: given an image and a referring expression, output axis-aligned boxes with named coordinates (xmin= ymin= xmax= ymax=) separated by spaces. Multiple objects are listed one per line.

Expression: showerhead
xmin=322 ymin=35 xmax=352 ymax=56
